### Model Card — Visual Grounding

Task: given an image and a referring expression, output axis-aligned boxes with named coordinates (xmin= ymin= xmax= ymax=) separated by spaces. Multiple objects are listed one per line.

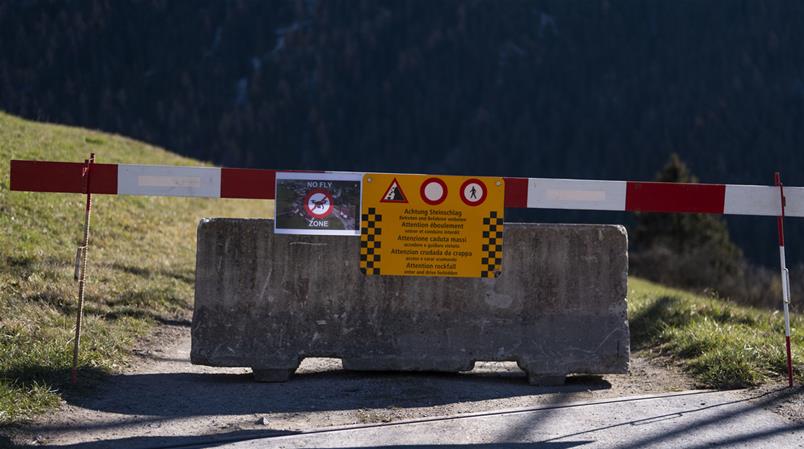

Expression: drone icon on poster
xmin=304 ymin=189 xmax=334 ymax=219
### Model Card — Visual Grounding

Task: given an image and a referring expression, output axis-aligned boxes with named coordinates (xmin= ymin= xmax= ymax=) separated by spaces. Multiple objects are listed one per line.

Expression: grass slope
xmin=629 ymin=278 xmax=802 ymax=389
xmin=0 ymin=112 xmax=270 ymax=424
xmin=0 ymin=112 xmax=800 ymax=426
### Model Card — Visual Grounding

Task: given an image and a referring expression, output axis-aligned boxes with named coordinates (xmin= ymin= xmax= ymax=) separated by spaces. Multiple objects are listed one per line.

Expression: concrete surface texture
xmin=191 ymin=219 xmax=629 ymax=384
xmin=203 ymin=389 xmax=804 ymax=449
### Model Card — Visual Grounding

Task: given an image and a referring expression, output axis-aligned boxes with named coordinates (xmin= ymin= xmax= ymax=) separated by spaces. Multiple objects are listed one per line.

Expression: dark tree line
xmin=2 ymin=0 xmax=804 ymax=267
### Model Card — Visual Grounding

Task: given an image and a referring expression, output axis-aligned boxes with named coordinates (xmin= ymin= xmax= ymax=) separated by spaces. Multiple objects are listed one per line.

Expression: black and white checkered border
xmin=480 ymin=210 xmax=503 ymax=278
xmin=360 ymin=207 xmax=382 ymax=275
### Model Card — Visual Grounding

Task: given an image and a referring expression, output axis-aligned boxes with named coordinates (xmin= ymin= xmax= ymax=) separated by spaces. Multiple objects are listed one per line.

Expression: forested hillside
xmin=2 ymin=0 xmax=803 ymax=265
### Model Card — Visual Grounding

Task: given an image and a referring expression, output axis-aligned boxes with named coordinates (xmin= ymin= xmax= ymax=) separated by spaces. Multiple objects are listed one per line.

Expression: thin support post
xmin=775 ymin=171 xmax=794 ymax=388
xmin=71 ymin=153 xmax=95 ymax=385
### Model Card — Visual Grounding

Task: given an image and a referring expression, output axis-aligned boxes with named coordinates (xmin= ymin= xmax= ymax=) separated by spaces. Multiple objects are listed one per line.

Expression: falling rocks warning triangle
xmin=380 ymin=178 xmax=408 ymax=203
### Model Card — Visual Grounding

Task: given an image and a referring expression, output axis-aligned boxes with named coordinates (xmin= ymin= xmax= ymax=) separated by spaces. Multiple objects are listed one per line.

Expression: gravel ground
xmin=3 ymin=324 xmax=801 ymax=449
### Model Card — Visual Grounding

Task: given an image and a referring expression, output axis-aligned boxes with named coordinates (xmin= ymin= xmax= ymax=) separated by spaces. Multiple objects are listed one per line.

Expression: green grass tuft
xmin=629 ymin=278 xmax=801 ymax=389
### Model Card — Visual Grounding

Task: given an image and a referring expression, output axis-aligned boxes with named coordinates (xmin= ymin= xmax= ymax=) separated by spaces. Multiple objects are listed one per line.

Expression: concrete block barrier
xmin=191 ymin=219 xmax=629 ymax=384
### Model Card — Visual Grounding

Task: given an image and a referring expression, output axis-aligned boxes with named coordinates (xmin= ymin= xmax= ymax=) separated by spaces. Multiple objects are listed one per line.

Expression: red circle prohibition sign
xmin=303 ymin=188 xmax=334 ymax=219
xmin=420 ymin=177 xmax=448 ymax=205
xmin=460 ymin=178 xmax=487 ymax=206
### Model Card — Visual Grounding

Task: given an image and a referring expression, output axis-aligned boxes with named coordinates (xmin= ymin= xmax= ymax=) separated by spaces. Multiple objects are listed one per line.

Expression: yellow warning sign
xmin=360 ymin=173 xmax=504 ymax=278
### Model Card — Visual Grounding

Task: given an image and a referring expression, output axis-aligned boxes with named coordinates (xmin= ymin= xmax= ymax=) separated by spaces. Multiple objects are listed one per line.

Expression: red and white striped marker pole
xmin=775 ymin=172 xmax=794 ymax=387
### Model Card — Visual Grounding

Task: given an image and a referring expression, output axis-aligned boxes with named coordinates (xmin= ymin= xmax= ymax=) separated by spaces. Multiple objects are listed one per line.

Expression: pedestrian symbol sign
xmin=460 ymin=178 xmax=487 ymax=206
xmin=381 ymin=178 xmax=408 ymax=203
xmin=360 ymin=173 xmax=505 ymax=278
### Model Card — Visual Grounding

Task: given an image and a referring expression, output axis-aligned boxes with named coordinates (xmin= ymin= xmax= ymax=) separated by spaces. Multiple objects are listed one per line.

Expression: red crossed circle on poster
xmin=304 ymin=188 xmax=334 ymax=219
xmin=460 ymin=178 xmax=487 ymax=206
xmin=420 ymin=177 xmax=448 ymax=205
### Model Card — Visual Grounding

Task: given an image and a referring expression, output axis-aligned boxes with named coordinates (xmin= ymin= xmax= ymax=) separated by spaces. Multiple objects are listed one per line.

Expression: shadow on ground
xmin=24 ymin=429 xmax=294 ymax=449
xmin=29 ymin=389 xmax=804 ymax=449
xmin=34 ymin=440 xmax=590 ymax=449
xmin=56 ymin=368 xmax=611 ymax=418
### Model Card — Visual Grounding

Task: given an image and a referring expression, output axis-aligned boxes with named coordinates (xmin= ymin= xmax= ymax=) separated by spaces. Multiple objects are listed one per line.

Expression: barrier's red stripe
xmin=89 ymin=163 xmax=118 ymax=194
xmin=220 ymin=167 xmax=276 ymax=199
xmin=504 ymin=177 xmax=528 ymax=208
xmin=625 ymin=181 xmax=725 ymax=214
xmin=10 ymin=160 xmax=118 ymax=194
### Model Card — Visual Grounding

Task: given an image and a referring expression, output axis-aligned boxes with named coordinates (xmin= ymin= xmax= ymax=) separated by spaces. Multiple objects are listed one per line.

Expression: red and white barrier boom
xmin=10 ymin=160 xmax=804 ymax=215
xmin=9 ymin=159 xmax=804 ymax=385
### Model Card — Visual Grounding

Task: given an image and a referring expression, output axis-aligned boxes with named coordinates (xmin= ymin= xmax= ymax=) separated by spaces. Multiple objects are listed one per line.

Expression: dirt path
xmin=6 ymin=324 xmax=797 ymax=449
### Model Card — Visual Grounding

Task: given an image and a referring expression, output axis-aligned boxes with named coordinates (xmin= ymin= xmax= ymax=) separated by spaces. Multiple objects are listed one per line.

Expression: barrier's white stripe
xmin=527 ymin=178 xmax=627 ymax=211
xmin=137 ymin=175 xmax=202 ymax=188
xmin=722 ymin=185 xmax=804 ymax=217
xmin=785 ymin=187 xmax=804 ymax=217
xmin=723 ymin=185 xmax=780 ymax=216
xmin=117 ymin=165 xmax=221 ymax=197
